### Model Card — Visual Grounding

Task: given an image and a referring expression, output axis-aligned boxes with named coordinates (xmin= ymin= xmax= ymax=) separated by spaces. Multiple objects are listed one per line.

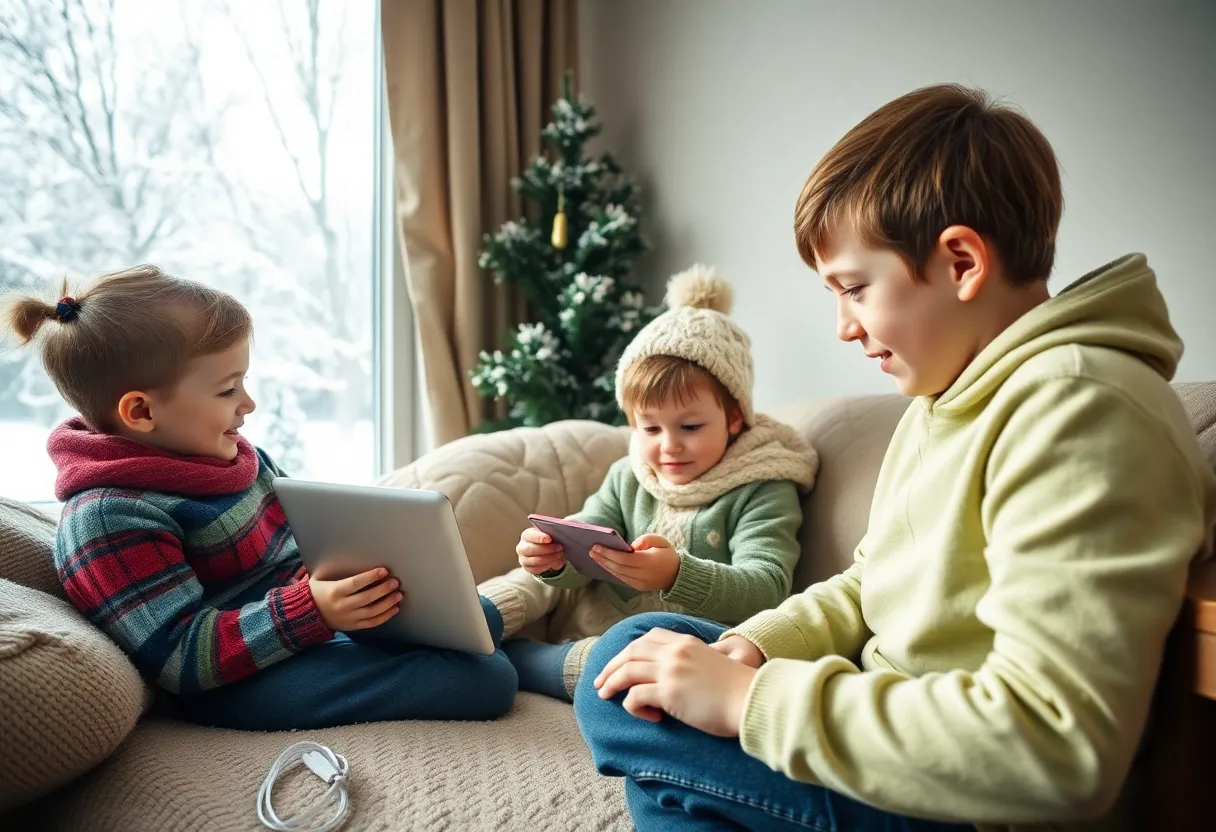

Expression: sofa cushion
xmin=770 ymin=396 xmax=910 ymax=590
xmin=377 ymin=420 xmax=629 ymax=583
xmin=0 ymin=579 xmax=147 ymax=811
xmin=0 ymin=496 xmax=63 ymax=599
xmin=1175 ymin=381 xmax=1216 ymax=470
xmin=27 ymin=693 xmax=629 ymax=831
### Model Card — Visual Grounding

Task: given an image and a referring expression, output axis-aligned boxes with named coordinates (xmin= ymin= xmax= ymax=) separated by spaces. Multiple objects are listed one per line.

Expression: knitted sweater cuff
xmin=661 ymin=550 xmax=713 ymax=612
xmin=723 ymin=609 xmax=809 ymax=661
xmin=276 ymin=579 xmax=334 ymax=648
xmin=479 ymin=578 xmax=529 ymax=639
xmin=537 ymin=564 xmax=592 ymax=589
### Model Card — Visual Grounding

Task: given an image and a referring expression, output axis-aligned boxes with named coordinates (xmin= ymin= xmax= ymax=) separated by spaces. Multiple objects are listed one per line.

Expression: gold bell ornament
xmin=551 ymin=183 xmax=568 ymax=250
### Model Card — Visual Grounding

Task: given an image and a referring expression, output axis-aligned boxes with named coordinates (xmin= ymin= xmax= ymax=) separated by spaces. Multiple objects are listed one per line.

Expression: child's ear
xmin=117 ymin=391 xmax=156 ymax=434
xmin=936 ymin=225 xmax=990 ymax=302
xmin=728 ymin=408 xmax=744 ymax=437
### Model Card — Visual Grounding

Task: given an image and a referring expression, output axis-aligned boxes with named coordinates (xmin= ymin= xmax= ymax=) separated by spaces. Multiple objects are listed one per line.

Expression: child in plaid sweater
xmin=2 ymin=265 xmax=517 ymax=730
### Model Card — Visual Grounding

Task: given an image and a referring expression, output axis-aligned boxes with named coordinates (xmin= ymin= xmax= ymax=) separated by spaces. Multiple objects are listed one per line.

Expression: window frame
xmin=10 ymin=0 xmax=418 ymax=513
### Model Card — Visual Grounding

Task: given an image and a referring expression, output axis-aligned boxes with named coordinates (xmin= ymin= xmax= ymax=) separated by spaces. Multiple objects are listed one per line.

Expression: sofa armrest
xmin=376 ymin=420 xmax=629 ymax=583
xmin=0 ymin=579 xmax=149 ymax=811
xmin=0 ymin=496 xmax=65 ymax=600
xmin=1188 ymin=557 xmax=1216 ymax=700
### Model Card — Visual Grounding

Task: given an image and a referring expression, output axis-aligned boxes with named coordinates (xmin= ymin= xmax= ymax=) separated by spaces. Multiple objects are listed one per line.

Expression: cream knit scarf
xmin=628 ymin=414 xmax=819 ymax=510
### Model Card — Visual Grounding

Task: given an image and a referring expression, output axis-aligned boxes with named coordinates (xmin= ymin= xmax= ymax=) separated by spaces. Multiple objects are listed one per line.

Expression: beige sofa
xmin=3 ymin=387 xmax=1214 ymax=831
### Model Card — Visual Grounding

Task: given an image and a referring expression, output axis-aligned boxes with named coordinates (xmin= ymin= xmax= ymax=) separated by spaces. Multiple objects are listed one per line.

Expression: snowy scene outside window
xmin=0 ymin=0 xmax=379 ymax=505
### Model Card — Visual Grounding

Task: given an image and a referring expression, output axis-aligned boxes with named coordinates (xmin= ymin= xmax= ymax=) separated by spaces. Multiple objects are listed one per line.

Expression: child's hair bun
xmin=2 ymin=292 xmax=60 ymax=344
xmin=664 ymin=264 xmax=733 ymax=315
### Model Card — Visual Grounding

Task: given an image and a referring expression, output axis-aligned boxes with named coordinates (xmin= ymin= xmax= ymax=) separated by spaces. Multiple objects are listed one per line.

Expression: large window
xmin=0 ymin=0 xmax=382 ymax=504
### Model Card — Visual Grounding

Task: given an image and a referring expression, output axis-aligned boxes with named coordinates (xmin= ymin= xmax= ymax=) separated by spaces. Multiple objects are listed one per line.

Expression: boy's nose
xmin=243 ymin=395 xmax=257 ymax=415
xmin=837 ymin=313 xmax=865 ymax=343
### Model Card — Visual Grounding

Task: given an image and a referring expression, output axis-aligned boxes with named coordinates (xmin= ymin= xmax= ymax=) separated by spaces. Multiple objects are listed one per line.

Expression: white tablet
xmin=272 ymin=478 xmax=495 ymax=656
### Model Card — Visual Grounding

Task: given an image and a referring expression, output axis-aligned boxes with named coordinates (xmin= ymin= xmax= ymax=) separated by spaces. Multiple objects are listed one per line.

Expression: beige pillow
xmin=377 ymin=419 xmax=629 ymax=583
xmin=0 ymin=579 xmax=147 ymax=810
xmin=0 ymin=496 xmax=64 ymax=599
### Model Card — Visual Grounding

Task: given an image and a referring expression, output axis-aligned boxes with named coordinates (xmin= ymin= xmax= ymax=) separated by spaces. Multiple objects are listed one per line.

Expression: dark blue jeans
xmin=173 ymin=596 xmax=517 ymax=730
xmin=575 ymin=612 xmax=973 ymax=832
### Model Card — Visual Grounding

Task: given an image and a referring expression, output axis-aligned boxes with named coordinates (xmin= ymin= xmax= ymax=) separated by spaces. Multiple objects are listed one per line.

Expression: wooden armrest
xmin=1186 ymin=557 xmax=1216 ymax=699
xmin=1135 ymin=557 xmax=1216 ymax=829
xmin=1188 ymin=556 xmax=1216 ymax=630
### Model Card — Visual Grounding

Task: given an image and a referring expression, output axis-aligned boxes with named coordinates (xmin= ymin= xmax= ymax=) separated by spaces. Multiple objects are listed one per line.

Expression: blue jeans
xmin=173 ymin=596 xmax=517 ymax=730
xmin=575 ymin=613 xmax=973 ymax=832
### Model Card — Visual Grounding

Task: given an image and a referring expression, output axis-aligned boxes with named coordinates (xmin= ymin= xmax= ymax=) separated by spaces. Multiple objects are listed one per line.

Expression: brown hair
xmin=620 ymin=354 xmax=740 ymax=425
xmin=2 ymin=264 xmax=253 ymax=430
xmin=794 ymin=83 xmax=1063 ymax=285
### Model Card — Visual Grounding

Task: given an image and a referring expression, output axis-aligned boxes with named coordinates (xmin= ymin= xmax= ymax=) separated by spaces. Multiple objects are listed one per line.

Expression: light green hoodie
xmin=728 ymin=254 xmax=1216 ymax=829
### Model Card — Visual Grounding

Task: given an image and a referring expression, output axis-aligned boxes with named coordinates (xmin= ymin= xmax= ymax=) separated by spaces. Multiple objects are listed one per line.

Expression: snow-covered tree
xmin=0 ymin=0 xmax=373 ymax=473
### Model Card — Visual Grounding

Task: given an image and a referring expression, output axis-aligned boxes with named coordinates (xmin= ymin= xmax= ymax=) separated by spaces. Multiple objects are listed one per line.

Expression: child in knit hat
xmin=479 ymin=265 xmax=819 ymax=701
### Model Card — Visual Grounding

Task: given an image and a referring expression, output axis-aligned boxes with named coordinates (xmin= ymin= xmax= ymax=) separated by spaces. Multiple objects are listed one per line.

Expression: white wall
xmin=579 ymin=0 xmax=1216 ymax=410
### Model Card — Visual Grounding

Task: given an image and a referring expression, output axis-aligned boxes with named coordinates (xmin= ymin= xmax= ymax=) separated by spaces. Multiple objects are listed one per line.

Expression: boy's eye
xmin=643 ymin=426 xmax=661 ymax=435
xmin=219 ymin=388 xmax=237 ymax=398
xmin=844 ymin=285 xmax=865 ymax=299
xmin=682 ymin=424 xmax=703 ymax=432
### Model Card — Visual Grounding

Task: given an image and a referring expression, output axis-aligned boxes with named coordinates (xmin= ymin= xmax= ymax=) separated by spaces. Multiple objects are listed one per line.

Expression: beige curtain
xmin=382 ymin=0 xmax=579 ymax=447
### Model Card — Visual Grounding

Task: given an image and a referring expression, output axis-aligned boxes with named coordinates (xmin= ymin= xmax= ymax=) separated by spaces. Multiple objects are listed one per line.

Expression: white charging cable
xmin=256 ymin=740 xmax=351 ymax=832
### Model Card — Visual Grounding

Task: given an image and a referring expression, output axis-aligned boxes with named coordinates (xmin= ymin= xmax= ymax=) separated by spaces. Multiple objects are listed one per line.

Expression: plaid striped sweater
xmin=49 ymin=418 xmax=333 ymax=695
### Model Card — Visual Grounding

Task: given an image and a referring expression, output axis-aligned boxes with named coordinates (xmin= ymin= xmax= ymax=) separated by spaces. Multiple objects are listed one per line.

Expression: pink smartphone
xmin=527 ymin=513 xmax=633 ymax=586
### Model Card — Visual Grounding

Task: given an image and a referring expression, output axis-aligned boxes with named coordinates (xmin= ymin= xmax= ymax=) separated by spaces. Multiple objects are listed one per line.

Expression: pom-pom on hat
xmin=615 ymin=264 xmax=756 ymax=426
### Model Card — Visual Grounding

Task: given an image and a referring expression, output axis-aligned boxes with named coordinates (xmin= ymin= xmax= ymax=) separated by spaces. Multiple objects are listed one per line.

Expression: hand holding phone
xmin=590 ymin=533 xmax=681 ymax=592
xmin=516 ymin=526 xmax=567 ymax=575
xmin=526 ymin=514 xmax=634 ymax=586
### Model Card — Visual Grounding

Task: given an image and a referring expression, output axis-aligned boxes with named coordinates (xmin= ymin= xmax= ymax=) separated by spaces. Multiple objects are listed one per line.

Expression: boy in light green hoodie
xmin=574 ymin=84 xmax=1216 ymax=832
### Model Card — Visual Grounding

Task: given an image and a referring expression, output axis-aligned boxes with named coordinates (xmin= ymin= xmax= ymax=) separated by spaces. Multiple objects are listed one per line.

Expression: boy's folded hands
xmin=592 ymin=626 xmax=763 ymax=737
xmin=709 ymin=634 xmax=766 ymax=668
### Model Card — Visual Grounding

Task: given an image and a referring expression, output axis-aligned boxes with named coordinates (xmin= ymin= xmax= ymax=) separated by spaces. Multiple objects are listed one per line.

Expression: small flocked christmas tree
xmin=470 ymin=72 xmax=658 ymax=429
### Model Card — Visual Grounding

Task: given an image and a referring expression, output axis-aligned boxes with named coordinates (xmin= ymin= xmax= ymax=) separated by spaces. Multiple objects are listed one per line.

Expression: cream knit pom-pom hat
xmin=615 ymin=264 xmax=756 ymax=426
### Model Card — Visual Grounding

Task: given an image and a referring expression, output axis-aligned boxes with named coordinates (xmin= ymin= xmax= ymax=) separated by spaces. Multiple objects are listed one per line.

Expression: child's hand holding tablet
xmin=522 ymin=515 xmax=635 ymax=586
